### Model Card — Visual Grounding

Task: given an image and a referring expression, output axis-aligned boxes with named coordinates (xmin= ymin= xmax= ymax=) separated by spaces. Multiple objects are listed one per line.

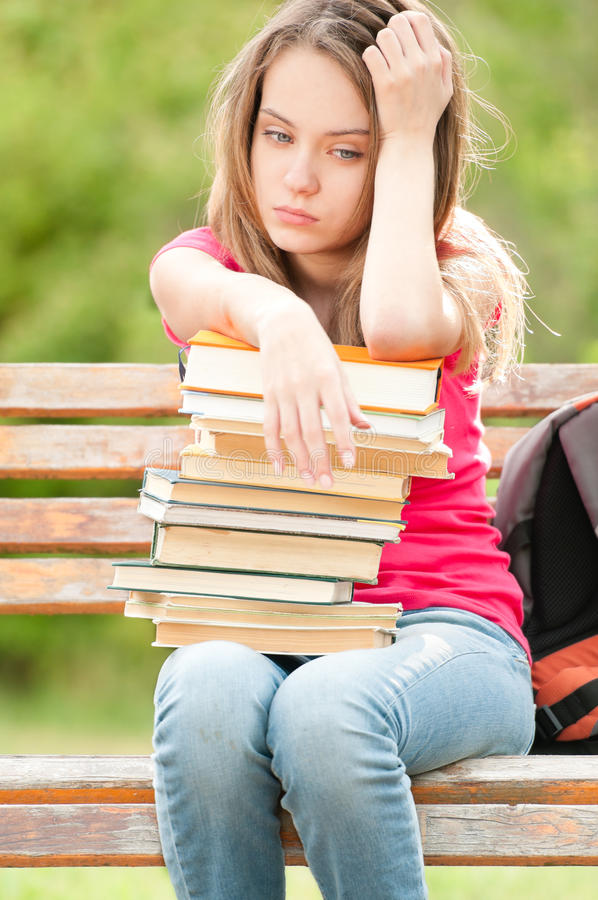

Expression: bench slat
xmin=2 ymin=363 xmax=597 ymax=418
xmin=481 ymin=363 xmax=598 ymax=417
xmin=0 ymin=804 xmax=163 ymax=867
xmin=0 ymin=425 xmax=189 ymax=479
xmin=0 ymin=558 xmax=124 ymax=614
xmin=0 ymin=424 xmax=526 ymax=479
xmin=1 ymin=755 xmax=597 ymax=806
xmin=0 ymin=364 xmax=180 ymax=418
xmin=1 ymin=801 xmax=597 ymax=867
xmin=0 ymin=498 xmax=151 ymax=554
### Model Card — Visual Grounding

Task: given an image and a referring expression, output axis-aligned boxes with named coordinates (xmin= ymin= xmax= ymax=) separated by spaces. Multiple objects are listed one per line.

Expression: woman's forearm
xmin=150 ymin=247 xmax=311 ymax=347
xmin=360 ymin=137 xmax=461 ymax=360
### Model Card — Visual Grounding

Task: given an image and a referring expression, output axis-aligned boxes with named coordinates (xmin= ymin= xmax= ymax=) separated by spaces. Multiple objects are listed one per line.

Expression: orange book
xmin=180 ymin=330 xmax=443 ymax=416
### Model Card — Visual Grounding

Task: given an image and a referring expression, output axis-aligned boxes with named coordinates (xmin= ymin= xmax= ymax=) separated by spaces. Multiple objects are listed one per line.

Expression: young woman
xmin=150 ymin=2 xmax=535 ymax=897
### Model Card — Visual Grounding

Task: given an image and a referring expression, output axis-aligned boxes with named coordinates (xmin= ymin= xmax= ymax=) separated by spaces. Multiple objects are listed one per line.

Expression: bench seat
xmin=1 ymin=755 xmax=597 ymax=867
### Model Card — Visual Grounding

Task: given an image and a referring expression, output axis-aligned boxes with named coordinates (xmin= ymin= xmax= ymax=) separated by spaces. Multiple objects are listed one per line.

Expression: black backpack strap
xmin=535 ymin=677 xmax=598 ymax=740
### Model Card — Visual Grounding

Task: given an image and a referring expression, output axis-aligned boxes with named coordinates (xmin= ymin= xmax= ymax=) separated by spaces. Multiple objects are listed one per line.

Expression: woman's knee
xmin=154 ymin=641 xmax=285 ymax=740
xmin=267 ymin=656 xmax=395 ymax=782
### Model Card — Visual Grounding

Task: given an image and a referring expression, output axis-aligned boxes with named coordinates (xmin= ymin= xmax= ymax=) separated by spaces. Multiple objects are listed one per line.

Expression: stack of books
xmin=110 ymin=331 xmax=453 ymax=654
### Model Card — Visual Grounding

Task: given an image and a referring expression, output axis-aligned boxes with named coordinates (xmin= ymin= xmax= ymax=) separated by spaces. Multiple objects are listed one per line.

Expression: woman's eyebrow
xmin=259 ymin=106 xmax=369 ymax=137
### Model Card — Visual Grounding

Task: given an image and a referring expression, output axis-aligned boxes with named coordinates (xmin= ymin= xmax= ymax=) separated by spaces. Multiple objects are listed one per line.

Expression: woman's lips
xmin=274 ymin=207 xmax=319 ymax=226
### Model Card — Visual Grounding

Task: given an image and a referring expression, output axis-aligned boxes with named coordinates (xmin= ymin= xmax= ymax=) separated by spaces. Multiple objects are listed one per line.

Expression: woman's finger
xmin=297 ymin=400 xmax=333 ymax=488
xmin=375 ymin=26 xmax=409 ymax=71
xmin=262 ymin=396 xmax=284 ymax=473
xmin=386 ymin=13 xmax=424 ymax=60
xmin=278 ymin=398 xmax=315 ymax=484
xmin=399 ymin=10 xmax=441 ymax=60
xmin=439 ymin=46 xmax=453 ymax=92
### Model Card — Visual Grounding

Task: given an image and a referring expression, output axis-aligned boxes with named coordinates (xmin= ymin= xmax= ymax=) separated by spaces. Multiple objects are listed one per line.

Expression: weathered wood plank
xmin=0 ymin=425 xmax=189 ymax=478
xmin=0 ymin=498 xmax=151 ymax=554
xmin=0 ymin=558 xmax=125 ymax=614
xmin=0 ymin=364 xmax=180 ymax=418
xmin=0 ymin=424 xmax=527 ymax=479
xmin=2 ymin=363 xmax=597 ymax=418
xmin=481 ymin=364 xmax=598 ymax=418
xmin=411 ymin=756 xmax=598 ymax=805
xmin=418 ymin=803 xmax=598 ymax=866
xmin=2 ymin=801 xmax=597 ymax=867
xmin=0 ymin=804 xmax=164 ymax=867
xmin=0 ymin=757 xmax=155 ymax=804
xmin=1 ymin=756 xmax=597 ymax=807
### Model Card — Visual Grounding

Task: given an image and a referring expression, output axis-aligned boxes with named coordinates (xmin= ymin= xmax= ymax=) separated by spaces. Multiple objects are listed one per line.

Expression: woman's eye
xmin=263 ymin=130 xmax=291 ymax=143
xmin=332 ymin=148 xmax=362 ymax=160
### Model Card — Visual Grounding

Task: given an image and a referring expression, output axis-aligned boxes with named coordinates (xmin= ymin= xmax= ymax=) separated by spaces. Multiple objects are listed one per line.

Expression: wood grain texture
xmin=0 ymin=364 xmax=181 ymax=417
xmin=1 ymin=756 xmax=597 ymax=806
xmin=481 ymin=364 xmax=598 ymax=418
xmin=0 ymin=425 xmax=189 ymax=478
xmin=0 ymin=424 xmax=525 ymax=479
xmin=1 ymin=800 xmax=597 ymax=867
xmin=0 ymin=804 xmax=163 ymax=867
xmin=0 ymin=498 xmax=151 ymax=553
xmin=0 ymin=558 xmax=124 ymax=614
xmin=2 ymin=363 xmax=597 ymax=418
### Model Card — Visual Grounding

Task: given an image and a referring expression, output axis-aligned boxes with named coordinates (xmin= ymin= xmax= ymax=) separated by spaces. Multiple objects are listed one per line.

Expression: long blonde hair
xmin=205 ymin=0 xmax=528 ymax=380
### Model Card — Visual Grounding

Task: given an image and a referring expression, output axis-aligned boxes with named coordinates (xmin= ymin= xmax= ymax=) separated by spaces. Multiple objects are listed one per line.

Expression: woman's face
xmin=250 ymin=46 xmax=371 ymax=260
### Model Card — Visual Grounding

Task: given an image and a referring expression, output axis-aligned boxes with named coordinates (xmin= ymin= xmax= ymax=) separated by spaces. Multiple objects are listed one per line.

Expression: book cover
xmin=141 ymin=468 xmax=410 ymax=520
xmin=138 ymin=492 xmax=405 ymax=541
xmin=182 ymin=394 xmax=446 ymax=439
xmin=181 ymin=330 xmax=443 ymax=416
xmin=152 ymin=617 xmax=397 ymax=653
xmin=150 ymin=522 xmax=384 ymax=582
xmin=179 ymin=445 xmax=412 ymax=503
xmin=110 ymin=561 xmax=357 ymax=603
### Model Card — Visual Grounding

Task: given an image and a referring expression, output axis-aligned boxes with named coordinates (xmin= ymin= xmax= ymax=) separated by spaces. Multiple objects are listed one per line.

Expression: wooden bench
xmin=1 ymin=361 xmax=598 ymax=867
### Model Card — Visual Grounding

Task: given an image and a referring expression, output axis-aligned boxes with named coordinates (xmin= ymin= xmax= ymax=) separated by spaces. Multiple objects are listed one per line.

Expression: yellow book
xmin=197 ymin=429 xmax=453 ymax=480
xmin=150 ymin=523 xmax=384 ymax=583
xmin=153 ymin=617 xmax=397 ymax=654
xmin=125 ymin=595 xmax=401 ymax=629
xmin=179 ymin=445 xmax=411 ymax=503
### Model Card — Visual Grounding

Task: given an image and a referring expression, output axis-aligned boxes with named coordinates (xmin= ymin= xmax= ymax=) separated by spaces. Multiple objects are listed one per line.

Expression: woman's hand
xmin=362 ymin=11 xmax=453 ymax=144
xmin=256 ymin=302 xmax=371 ymax=489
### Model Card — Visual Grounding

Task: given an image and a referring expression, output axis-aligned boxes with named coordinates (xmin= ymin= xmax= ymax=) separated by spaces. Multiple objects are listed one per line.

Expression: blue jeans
xmin=152 ymin=607 xmax=535 ymax=900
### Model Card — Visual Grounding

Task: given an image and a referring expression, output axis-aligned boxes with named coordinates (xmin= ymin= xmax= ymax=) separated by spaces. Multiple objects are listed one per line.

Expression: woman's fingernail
xmin=340 ymin=451 xmax=355 ymax=468
xmin=320 ymin=473 xmax=333 ymax=489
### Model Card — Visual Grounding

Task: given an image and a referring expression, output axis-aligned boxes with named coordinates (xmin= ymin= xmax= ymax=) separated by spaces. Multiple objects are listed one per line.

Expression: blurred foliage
xmin=0 ymin=0 xmax=596 ymax=366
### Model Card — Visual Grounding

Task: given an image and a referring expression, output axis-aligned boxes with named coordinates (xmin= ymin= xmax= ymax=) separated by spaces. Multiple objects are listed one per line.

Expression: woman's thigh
xmin=269 ymin=607 xmax=535 ymax=777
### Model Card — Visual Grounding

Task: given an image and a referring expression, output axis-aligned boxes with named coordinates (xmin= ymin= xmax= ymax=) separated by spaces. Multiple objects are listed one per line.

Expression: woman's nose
xmin=283 ymin=154 xmax=319 ymax=195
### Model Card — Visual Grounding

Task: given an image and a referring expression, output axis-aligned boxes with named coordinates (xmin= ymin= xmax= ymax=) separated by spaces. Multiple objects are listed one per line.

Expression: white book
xmin=180 ymin=391 xmax=445 ymax=440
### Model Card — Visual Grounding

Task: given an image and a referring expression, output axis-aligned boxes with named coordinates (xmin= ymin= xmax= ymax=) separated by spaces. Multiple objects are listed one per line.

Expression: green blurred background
xmin=1 ymin=0 xmax=596 ymax=896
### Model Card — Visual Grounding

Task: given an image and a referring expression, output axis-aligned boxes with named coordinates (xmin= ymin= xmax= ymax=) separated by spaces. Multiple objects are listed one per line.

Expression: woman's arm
xmin=150 ymin=246 xmax=302 ymax=348
xmin=361 ymin=11 xmax=462 ymax=360
xmin=150 ymin=246 xmax=370 ymax=488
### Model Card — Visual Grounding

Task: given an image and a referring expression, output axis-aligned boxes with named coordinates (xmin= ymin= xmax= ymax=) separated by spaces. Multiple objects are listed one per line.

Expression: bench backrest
xmin=2 ymin=362 xmax=597 ymax=614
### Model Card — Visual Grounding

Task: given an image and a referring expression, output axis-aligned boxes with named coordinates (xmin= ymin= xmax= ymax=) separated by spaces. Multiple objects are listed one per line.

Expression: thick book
xmin=181 ymin=330 xmax=443 ymax=415
xmin=110 ymin=561 xmax=355 ymax=604
xmin=125 ymin=596 xmax=401 ymax=628
xmin=196 ymin=429 xmax=453 ymax=480
xmin=179 ymin=445 xmax=411 ymax=503
xmin=141 ymin=468 xmax=409 ymax=520
xmin=152 ymin=617 xmax=397 ymax=654
xmin=128 ymin=590 xmax=399 ymax=616
xmin=189 ymin=413 xmax=445 ymax=451
xmin=150 ymin=523 xmax=384 ymax=583
xmin=182 ymin=394 xmax=446 ymax=440
xmin=138 ymin=492 xmax=405 ymax=541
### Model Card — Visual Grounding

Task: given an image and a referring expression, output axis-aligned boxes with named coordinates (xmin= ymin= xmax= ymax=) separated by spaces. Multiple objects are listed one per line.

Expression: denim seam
xmin=379 ymin=648 xmax=489 ymax=732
